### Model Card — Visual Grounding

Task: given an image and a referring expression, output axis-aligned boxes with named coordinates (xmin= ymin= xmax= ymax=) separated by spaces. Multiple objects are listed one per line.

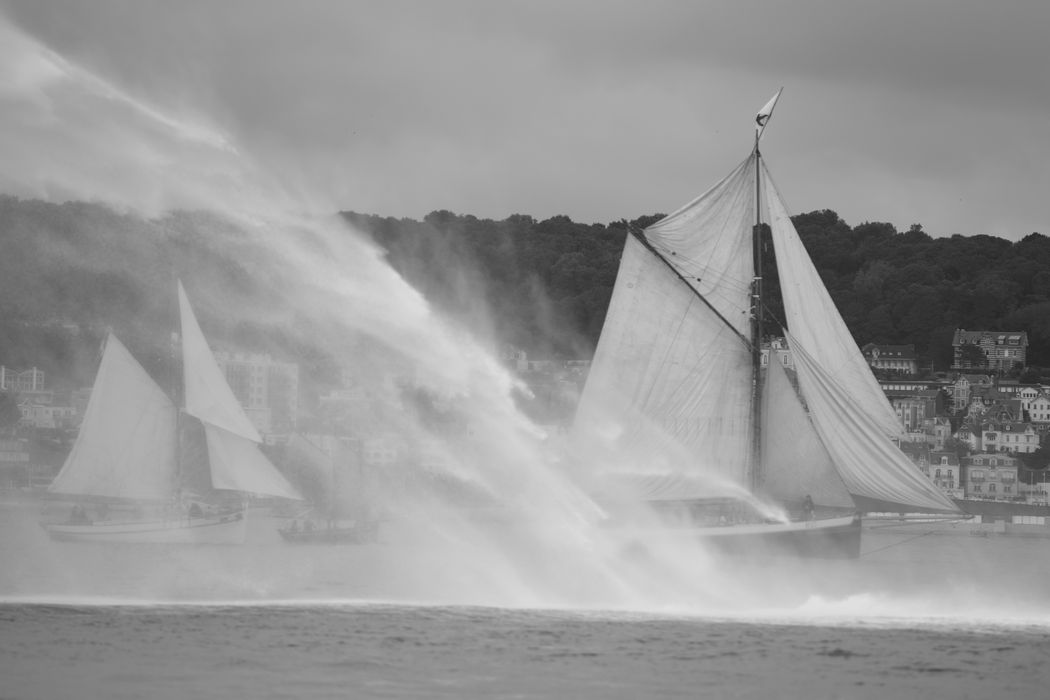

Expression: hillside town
xmin=2 ymin=327 xmax=1049 ymax=513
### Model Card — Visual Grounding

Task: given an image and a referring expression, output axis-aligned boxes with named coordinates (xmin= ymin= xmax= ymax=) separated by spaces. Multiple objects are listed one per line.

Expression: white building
xmin=0 ymin=366 xmax=45 ymax=393
xmin=982 ymin=423 xmax=1040 ymax=454
xmin=213 ymin=351 xmax=299 ymax=436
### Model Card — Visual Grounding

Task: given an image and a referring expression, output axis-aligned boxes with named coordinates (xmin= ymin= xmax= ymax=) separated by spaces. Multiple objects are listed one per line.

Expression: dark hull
xmin=277 ymin=522 xmax=378 ymax=545
xmin=696 ymin=513 xmax=862 ymax=559
xmin=43 ymin=512 xmax=247 ymax=544
xmin=629 ymin=513 xmax=862 ymax=559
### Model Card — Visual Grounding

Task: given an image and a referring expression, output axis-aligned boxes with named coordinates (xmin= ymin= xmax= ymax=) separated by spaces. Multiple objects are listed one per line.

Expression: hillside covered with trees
xmin=1 ymin=194 xmax=1048 ymax=392
xmin=346 ymin=209 xmax=1050 ymax=373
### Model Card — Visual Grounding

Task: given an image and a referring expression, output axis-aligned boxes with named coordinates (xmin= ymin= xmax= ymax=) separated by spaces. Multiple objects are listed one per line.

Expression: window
xmin=989 ymin=483 xmax=997 ymax=493
xmin=935 ymin=469 xmax=942 ymax=478
xmin=973 ymin=484 xmax=982 ymax=493
xmin=948 ymin=470 xmax=953 ymax=479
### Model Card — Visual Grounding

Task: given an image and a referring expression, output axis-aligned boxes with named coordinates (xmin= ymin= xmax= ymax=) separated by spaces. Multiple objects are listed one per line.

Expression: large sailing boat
xmin=573 ymin=92 xmax=959 ymax=558
xmin=44 ymin=281 xmax=302 ymax=544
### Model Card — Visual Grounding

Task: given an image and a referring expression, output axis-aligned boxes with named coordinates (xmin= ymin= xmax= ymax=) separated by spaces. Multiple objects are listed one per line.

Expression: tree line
xmin=345 ymin=209 xmax=1050 ymax=374
xmin=0 ymin=194 xmax=1048 ymax=393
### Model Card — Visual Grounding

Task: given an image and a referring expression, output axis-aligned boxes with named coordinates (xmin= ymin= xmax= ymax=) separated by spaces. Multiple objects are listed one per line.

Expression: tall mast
xmin=749 ymin=88 xmax=781 ymax=493
xmin=171 ymin=279 xmax=184 ymax=498
xmin=750 ymin=135 xmax=764 ymax=492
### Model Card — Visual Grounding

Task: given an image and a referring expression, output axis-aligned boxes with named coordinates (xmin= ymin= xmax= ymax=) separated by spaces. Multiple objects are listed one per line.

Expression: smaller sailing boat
xmin=277 ymin=434 xmax=379 ymax=544
xmin=43 ymin=282 xmax=302 ymax=544
xmin=573 ymin=91 xmax=959 ymax=558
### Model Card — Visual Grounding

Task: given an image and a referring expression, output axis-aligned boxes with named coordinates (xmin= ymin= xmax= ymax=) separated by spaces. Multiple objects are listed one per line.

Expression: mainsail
xmin=49 ymin=333 xmax=177 ymax=501
xmin=574 ymin=144 xmax=959 ymax=514
xmin=574 ymin=157 xmax=757 ymax=488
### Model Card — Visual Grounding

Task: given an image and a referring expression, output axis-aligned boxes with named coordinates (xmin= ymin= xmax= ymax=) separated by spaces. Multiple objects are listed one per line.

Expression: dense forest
xmin=0 ymin=193 xmax=1048 ymax=393
xmin=345 ymin=209 xmax=1050 ymax=372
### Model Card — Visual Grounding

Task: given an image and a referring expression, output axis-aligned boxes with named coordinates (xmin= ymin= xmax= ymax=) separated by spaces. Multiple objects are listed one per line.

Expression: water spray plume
xmin=3 ymin=13 xmax=1050 ymax=625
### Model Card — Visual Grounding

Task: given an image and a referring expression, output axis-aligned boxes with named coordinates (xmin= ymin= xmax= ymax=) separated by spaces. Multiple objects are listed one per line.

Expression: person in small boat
xmin=188 ymin=502 xmax=203 ymax=519
xmin=802 ymin=494 xmax=815 ymax=521
xmin=69 ymin=505 xmax=89 ymax=524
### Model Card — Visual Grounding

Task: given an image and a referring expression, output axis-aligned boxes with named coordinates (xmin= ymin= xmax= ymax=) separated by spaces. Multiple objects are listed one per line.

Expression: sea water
xmin=3 ymin=500 xmax=1050 ymax=699
xmin=3 ymin=603 xmax=1048 ymax=700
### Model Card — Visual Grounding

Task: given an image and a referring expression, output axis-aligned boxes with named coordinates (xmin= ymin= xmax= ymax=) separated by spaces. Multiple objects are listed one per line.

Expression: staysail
xmin=49 ymin=334 xmax=178 ymax=501
xmin=760 ymin=356 xmax=853 ymax=508
xmin=178 ymin=281 xmax=301 ymax=500
xmin=787 ymin=335 xmax=958 ymax=512
xmin=763 ymin=164 xmax=903 ymax=439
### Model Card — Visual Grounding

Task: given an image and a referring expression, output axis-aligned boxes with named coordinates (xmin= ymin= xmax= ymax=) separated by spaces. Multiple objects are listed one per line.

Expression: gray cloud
xmin=3 ymin=0 xmax=1048 ymax=238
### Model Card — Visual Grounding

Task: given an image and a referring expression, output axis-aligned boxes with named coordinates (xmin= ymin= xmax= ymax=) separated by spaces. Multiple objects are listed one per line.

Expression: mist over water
xmin=2 ymin=13 xmax=1049 ymax=628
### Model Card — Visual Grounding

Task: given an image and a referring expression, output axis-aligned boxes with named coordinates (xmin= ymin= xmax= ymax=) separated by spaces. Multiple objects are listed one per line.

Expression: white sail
xmin=763 ymin=163 xmax=903 ymax=438
xmin=49 ymin=334 xmax=177 ymax=501
xmin=574 ymin=158 xmax=757 ymax=485
xmin=787 ymin=334 xmax=958 ymax=512
xmin=178 ymin=281 xmax=262 ymax=442
xmin=643 ymin=155 xmax=757 ymax=338
xmin=576 ymin=141 xmax=958 ymax=517
xmin=177 ymin=281 xmax=302 ymax=500
xmin=203 ymin=424 xmax=302 ymax=499
xmin=760 ymin=356 xmax=853 ymax=509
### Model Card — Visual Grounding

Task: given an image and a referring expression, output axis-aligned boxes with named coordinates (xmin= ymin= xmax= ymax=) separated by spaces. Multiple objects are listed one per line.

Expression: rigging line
xmin=627 ymin=225 xmax=751 ymax=350
xmin=864 ymin=516 xmax=974 ymax=531
xmin=657 ymin=255 xmax=753 ymax=295
xmin=859 ymin=529 xmax=937 ymax=557
xmin=759 ymin=302 xmax=787 ymax=336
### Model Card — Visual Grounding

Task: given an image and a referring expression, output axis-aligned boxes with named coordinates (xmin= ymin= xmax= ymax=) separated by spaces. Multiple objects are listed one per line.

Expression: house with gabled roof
xmin=953 ymin=329 xmax=1027 ymax=372
xmin=982 ymin=422 xmax=1040 ymax=454
xmin=923 ymin=416 xmax=953 ymax=451
xmin=963 ymin=453 xmax=1020 ymax=501
xmin=1022 ymin=390 xmax=1050 ymax=424
xmin=955 ymin=423 xmax=980 ymax=452
xmin=928 ymin=450 xmax=963 ymax=498
xmin=949 ymin=373 xmax=994 ymax=412
xmin=900 ymin=442 xmax=964 ymax=500
xmin=885 ymin=389 xmax=944 ymax=432
xmin=862 ymin=343 xmax=919 ymax=376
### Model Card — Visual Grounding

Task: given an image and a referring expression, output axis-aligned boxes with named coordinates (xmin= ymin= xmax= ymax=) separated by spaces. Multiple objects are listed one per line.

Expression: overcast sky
xmin=2 ymin=0 xmax=1048 ymax=239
